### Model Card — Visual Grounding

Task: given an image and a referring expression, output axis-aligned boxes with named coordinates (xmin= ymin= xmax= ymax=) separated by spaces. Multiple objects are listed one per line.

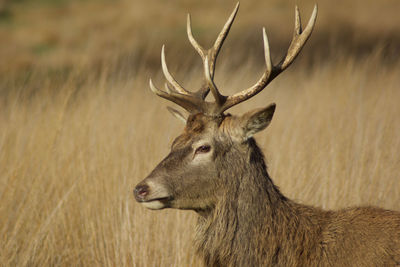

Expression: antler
xmin=187 ymin=2 xmax=239 ymax=100
xmin=220 ymin=5 xmax=318 ymax=112
xmin=149 ymin=3 xmax=318 ymax=116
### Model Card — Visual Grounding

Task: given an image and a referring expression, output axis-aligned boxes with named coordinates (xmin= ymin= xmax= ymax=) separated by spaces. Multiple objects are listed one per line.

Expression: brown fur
xmin=135 ymin=112 xmax=400 ymax=267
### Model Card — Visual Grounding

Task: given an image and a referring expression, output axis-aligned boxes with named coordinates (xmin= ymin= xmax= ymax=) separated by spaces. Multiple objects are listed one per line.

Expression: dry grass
xmin=0 ymin=0 xmax=400 ymax=266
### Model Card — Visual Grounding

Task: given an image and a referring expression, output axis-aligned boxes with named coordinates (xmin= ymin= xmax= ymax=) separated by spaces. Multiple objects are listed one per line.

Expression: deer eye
xmin=195 ymin=145 xmax=211 ymax=154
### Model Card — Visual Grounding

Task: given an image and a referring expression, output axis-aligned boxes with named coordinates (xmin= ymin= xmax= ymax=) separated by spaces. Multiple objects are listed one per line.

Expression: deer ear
xmin=241 ymin=103 xmax=276 ymax=139
xmin=167 ymin=106 xmax=187 ymax=123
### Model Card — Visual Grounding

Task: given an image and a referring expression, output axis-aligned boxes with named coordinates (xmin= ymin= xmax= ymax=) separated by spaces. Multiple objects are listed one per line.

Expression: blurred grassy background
xmin=1 ymin=0 xmax=399 ymax=75
xmin=0 ymin=0 xmax=399 ymax=266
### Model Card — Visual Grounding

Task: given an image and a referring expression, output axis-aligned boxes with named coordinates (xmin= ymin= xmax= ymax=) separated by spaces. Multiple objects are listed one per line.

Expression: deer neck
xmin=194 ymin=139 xmax=323 ymax=266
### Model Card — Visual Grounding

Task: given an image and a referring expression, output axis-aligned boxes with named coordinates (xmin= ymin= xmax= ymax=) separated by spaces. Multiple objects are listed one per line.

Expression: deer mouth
xmin=140 ymin=196 xmax=173 ymax=210
xmin=133 ymin=183 xmax=173 ymax=209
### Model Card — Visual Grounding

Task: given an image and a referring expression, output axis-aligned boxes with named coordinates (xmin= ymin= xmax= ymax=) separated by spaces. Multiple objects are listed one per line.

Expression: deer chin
xmin=139 ymin=196 xmax=172 ymax=210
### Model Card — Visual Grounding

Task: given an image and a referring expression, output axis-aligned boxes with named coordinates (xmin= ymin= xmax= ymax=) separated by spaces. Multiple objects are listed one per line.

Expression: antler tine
xmin=187 ymin=3 xmax=239 ymax=101
xmin=164 ymin=83 xmax=173 ymax=94
xmin=281 ymin=4 xmax=317 ymax=69
xmin=219 ymin=4 xmax=318 ymax=113
xmin=263 ymin=27 xmax=273 ymax=76
xmin=204 ymin=56 xmax=226 ymax=107
xmin=149 ymin=79 xmax=204 ymax=113
xmin=161 ymin=45 xmax=191 ymax=95
xmin=186 ymin=14 xmax=210 ymax=100
xmin=294 ymin=5 xmax=302 ymax=36
xmin=187 ymin=14 xmax=206 ymax=60
xmin=218 ymin=27 xmax=273 ymax=112
xmin=209 ymin=2 xmax=239 ymax=75
xmin=186 ymin=2 xmax=239 ymax=77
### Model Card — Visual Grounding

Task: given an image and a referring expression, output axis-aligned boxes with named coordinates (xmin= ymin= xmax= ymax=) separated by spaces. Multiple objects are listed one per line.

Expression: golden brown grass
xmin=0 ymin=0 xmax=399 ymax=266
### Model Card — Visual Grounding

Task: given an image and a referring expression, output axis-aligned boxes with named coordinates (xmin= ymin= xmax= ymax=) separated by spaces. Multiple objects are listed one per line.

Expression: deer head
xmin=134 ymin=3 xmax=317 ymax=211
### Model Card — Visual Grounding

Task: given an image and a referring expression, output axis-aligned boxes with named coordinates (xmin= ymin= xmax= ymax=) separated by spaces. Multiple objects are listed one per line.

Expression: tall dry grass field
xmin=1 ymin=0 xmax=399 ymax=266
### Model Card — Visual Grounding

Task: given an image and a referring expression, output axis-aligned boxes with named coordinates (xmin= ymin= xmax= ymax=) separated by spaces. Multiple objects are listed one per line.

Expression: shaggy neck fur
xmin=194 ymin=138 xmax=329 ymax=266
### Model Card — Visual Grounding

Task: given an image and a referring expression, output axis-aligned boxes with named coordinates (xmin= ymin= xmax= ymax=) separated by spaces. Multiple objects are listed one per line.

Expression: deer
xmin=133 ymin=3 xmax=400 ymax=266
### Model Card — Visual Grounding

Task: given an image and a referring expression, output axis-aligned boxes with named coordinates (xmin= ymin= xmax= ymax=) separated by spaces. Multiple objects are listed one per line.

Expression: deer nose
xmin=134 ymin=184 xmax=149 ymax=201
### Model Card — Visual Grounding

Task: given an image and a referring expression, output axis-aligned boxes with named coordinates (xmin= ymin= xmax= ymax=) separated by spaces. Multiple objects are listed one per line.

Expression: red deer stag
xmin=134 ymin=3 xmax=400 ymax=266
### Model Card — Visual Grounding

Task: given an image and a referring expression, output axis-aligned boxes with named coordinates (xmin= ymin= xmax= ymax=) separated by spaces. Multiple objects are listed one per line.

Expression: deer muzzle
xmin=133 ymin=180 xmax=173 ymax=210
